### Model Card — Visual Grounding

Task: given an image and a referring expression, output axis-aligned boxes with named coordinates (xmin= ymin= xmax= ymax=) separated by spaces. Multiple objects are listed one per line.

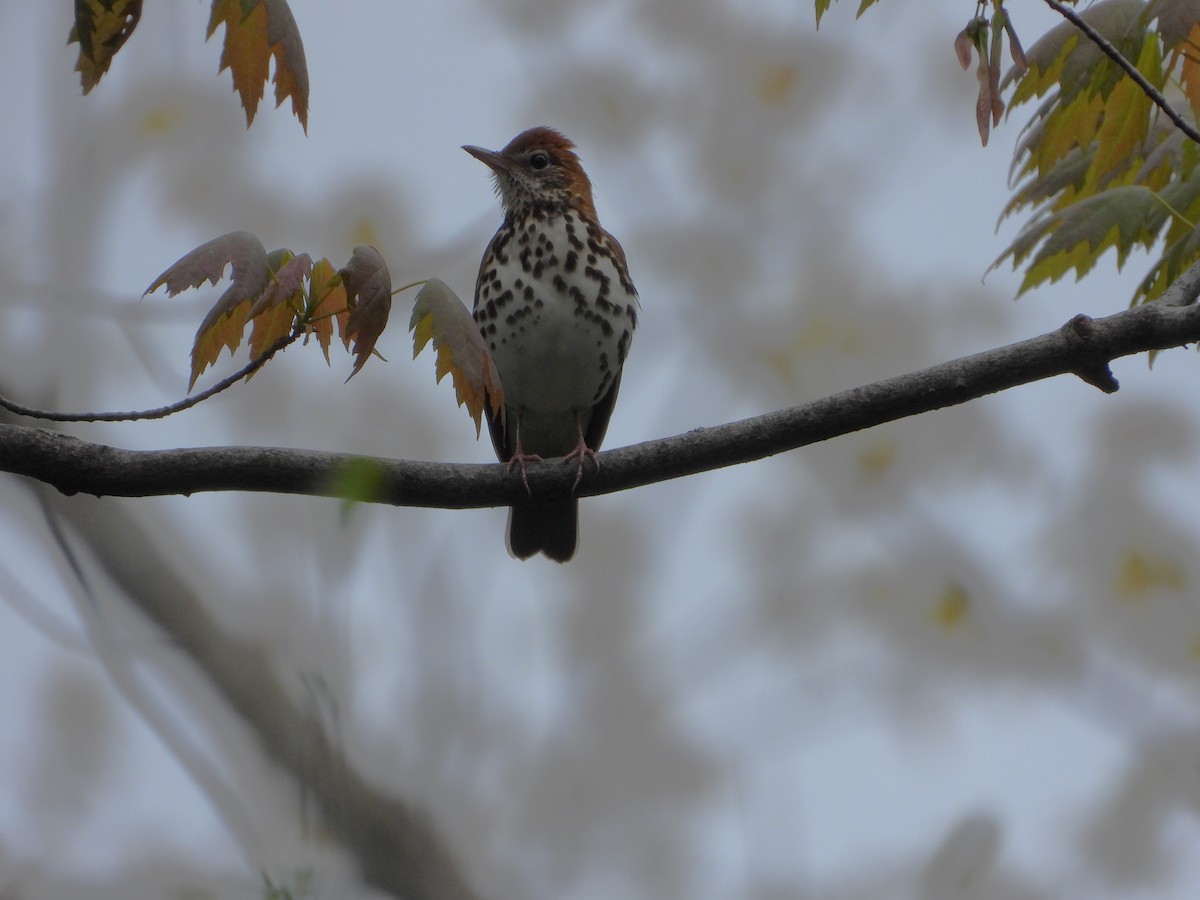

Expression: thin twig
xmin=0 ymin=331 xmax=301 ymax=423
xmin=1042 ymin=0 xmax=1200 ymax=146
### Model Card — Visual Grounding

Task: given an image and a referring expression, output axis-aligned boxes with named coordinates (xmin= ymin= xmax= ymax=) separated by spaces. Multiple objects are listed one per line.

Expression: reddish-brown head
xmin=463 ymin=127 xmax=597 ymax=220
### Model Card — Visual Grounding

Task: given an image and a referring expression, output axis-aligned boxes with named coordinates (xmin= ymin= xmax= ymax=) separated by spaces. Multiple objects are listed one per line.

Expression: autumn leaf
xmin=145 ymin=231 xmax=271 ymax=389
xmin=409 ymin=278 xmax=505 ymax=437
xmin=246 ymin=250 xmax=310 ymax=363
xmin=249 ymin=250 xmax=311 ymax=318
xmin=69 ymin=0 xmax=142 ymax=94
xmin=207 ymin=0 xmax=310 ymax=132
xmin=1007 ymin=0 xmax=1145 ymax=109
xmin=1084 ymin=33 xmax=1160 ymax=192
xmin=304 ymin=258 xmax=348 ymax=364
xmin=338 ymin=246 xmax=393 ymax=381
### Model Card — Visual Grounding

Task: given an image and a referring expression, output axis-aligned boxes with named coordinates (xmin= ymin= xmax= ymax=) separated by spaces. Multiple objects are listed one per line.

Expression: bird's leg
xmin=563 ymin=412 xmax=600 ymax=492
xmin=506 ymin=410 xmax=543 ymax=495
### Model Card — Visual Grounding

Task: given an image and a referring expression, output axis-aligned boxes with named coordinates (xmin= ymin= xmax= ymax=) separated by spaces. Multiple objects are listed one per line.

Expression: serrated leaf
xmin=1152 ymin=0 xmax=1200 ymax=50
xmin=206 ymin=0 xmax=309 ymax=131
xmin=1008 ymin=0 xmax=1145 ymax=107
xmin=409 ymin=278 xmax=505 ymax=438
xmin=1085 ymin=33 xmax=1160 ymax=190
xmin=249 ymin=250 xmax=311 ymax=318
xmin=145 ymin=231 xmax=271 ymax=389
xmin=145 ymin=230 xmax=269 ymax=297
xmin=248 ymin=295 xmax=297 ymax=366
xmin=1176 ymin=21 xmax=1200 ymax=124
xmin=1003 ymin=145 xmax=1096 ymax=221
xmin=814 ymin=0 xmax=833 ymax=27
xmin=1010 ymin=186 xmax=1161 ymax=293
xmin=1030 ymin=89 xmax=1105 ymax=180
xmin=69 ymin=0 xmax=142 ymax=94
xmin=305 ymin=258 xmax=347 ymax=364
xmin=339 ymin=246 xmax=393 ymax=381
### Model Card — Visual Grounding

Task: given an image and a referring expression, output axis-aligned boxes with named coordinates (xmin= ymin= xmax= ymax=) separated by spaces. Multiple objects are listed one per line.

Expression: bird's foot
xmin=507 ymin=451 xmax=544 ymax=496
xmin=563 ymin=439 xmax=600 ymax=492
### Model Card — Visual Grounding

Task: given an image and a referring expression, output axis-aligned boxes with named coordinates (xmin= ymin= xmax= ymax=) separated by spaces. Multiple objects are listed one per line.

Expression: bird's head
xmin=463 ymin=127 xmax=597 ymax=220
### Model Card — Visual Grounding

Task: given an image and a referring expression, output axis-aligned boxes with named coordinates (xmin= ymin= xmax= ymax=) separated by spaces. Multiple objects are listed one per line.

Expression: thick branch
xmin=5 ymin=292 xmax=1200 ymax=507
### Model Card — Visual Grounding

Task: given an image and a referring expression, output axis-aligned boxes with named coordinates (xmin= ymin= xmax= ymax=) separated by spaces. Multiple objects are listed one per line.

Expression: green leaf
xmin=996 ymin=185 xmax=1161 ymax=294
xmin=1084 ymin=32 xmax=1161 ymax=191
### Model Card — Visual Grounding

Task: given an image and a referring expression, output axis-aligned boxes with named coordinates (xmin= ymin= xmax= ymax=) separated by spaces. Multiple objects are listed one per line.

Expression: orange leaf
xmin=207 ymin=0 xmax=309 ymax=131
xmin=248 ymin=296 xmax=297 ymax=365
xmin=69 ymin=0 xmax=142 ymax=94
xmin=1181 ymin=22 xmax=1200 ymax=124
xmin=409 ymin=278 xmax=505 ymax=437
xmin=338 ymin=246 xmax=393 ymax=381
xmin=305 ymin=258 xmax=347 ymax=364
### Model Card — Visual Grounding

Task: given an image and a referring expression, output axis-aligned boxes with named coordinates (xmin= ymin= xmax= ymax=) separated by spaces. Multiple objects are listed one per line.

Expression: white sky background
xmin=2 ymin=1 xmax=1200 ymax=898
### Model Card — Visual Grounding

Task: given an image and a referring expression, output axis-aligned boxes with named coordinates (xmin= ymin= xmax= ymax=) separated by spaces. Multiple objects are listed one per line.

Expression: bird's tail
xmin=507 ymin=498 xmax=578 ymax=562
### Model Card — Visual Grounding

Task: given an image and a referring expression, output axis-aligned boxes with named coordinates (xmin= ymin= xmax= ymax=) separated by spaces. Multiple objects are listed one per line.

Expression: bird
xmin=464 ymin=127 xmax=639 ymax=562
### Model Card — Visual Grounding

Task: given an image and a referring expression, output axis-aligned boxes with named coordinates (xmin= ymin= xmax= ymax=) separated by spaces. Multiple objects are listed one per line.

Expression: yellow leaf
xmin=410 ymin=278 xmax=505 ymax=437
xmin=70 ymin=0 xmax=142 ymax=94
xmin=1084 ymin=33 xmax=1160 ymax=191
xmin=207 ymin=0 xmax=309 ymax=131
xmin=306 ymin=258 xmax=347 ymax=364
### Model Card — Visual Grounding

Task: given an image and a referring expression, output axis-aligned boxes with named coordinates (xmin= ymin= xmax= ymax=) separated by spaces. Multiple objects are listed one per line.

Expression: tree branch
xmin=5 ymin=273 xmax=1200 ymax=507
xmin=33 ymin=488 xmax=479 ymax=900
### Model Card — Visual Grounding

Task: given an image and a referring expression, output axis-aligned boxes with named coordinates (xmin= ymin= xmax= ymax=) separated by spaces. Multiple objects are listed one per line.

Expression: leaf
xmin=1151 ymin=0 xmax=1200 ymax=51
xmin=305 ymin=258 xmax=348 ymax=364
xmin=145 ymin=231 xmax=271 ymax=389
xmin=999 ymin=185 xmax=1161 ymax=294
xmin=1084 ymin=32 xmax=1161 ymax=193
xmin=206 ymin=0 xmax=310 ymax=131
xmin=338 ymin=246 xmax=393 ymax=381
xmin=69 ymin=0 xmax=142 ymax=94
xmin=249 ymin=250 xmax=311 ymax=318
xmin=814 ymin=0 xmax=833 ymax=27
xmin=409 ymin=278 xmax=505 ymax=437
xmin=145 ymin=230 xmax=268 ymax=297
xmin=1008 ymin=0 xmax=1145 ymax=108
xmin=246 ymin=250 xmax=310 ymax=363
xmin=1175 ymin=21 xmax=1200 ymax=124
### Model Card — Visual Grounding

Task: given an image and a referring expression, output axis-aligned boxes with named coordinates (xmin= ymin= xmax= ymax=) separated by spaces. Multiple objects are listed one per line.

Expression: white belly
xmin=475 ymin=210 xmax=638 ymax=423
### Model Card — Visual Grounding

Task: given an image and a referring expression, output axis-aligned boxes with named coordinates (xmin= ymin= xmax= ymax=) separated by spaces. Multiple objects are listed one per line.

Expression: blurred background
xmin=2 ymin=1 xmax=1200 ymax=898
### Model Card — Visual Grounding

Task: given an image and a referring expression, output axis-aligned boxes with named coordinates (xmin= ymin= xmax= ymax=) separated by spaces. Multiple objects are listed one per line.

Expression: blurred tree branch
xmin=30 ymin=485 xmax=480 ymax=900
xmin=4 ymin=263 xmax=1200 ymax=507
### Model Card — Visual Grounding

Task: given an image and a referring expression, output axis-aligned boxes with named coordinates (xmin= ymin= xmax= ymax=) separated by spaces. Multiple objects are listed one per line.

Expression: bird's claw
xmin=507 ymin=452 xmax=544 ymax=496
xmin=563 ymin=442 xmax=600 ymax=493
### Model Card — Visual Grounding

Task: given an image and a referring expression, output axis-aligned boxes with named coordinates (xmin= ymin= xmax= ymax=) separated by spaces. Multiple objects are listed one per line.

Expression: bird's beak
xmin=462 ymin=144 xmax=512 ymax=173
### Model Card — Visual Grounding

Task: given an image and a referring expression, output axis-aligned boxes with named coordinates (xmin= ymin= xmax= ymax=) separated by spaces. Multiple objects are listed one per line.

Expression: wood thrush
xmin=464 ymin=127 xmax=639 ymax=562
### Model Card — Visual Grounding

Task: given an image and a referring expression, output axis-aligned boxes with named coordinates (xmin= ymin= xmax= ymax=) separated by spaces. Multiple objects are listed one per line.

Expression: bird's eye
xmin=529 ymin=150 xmax=551 ymax=170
